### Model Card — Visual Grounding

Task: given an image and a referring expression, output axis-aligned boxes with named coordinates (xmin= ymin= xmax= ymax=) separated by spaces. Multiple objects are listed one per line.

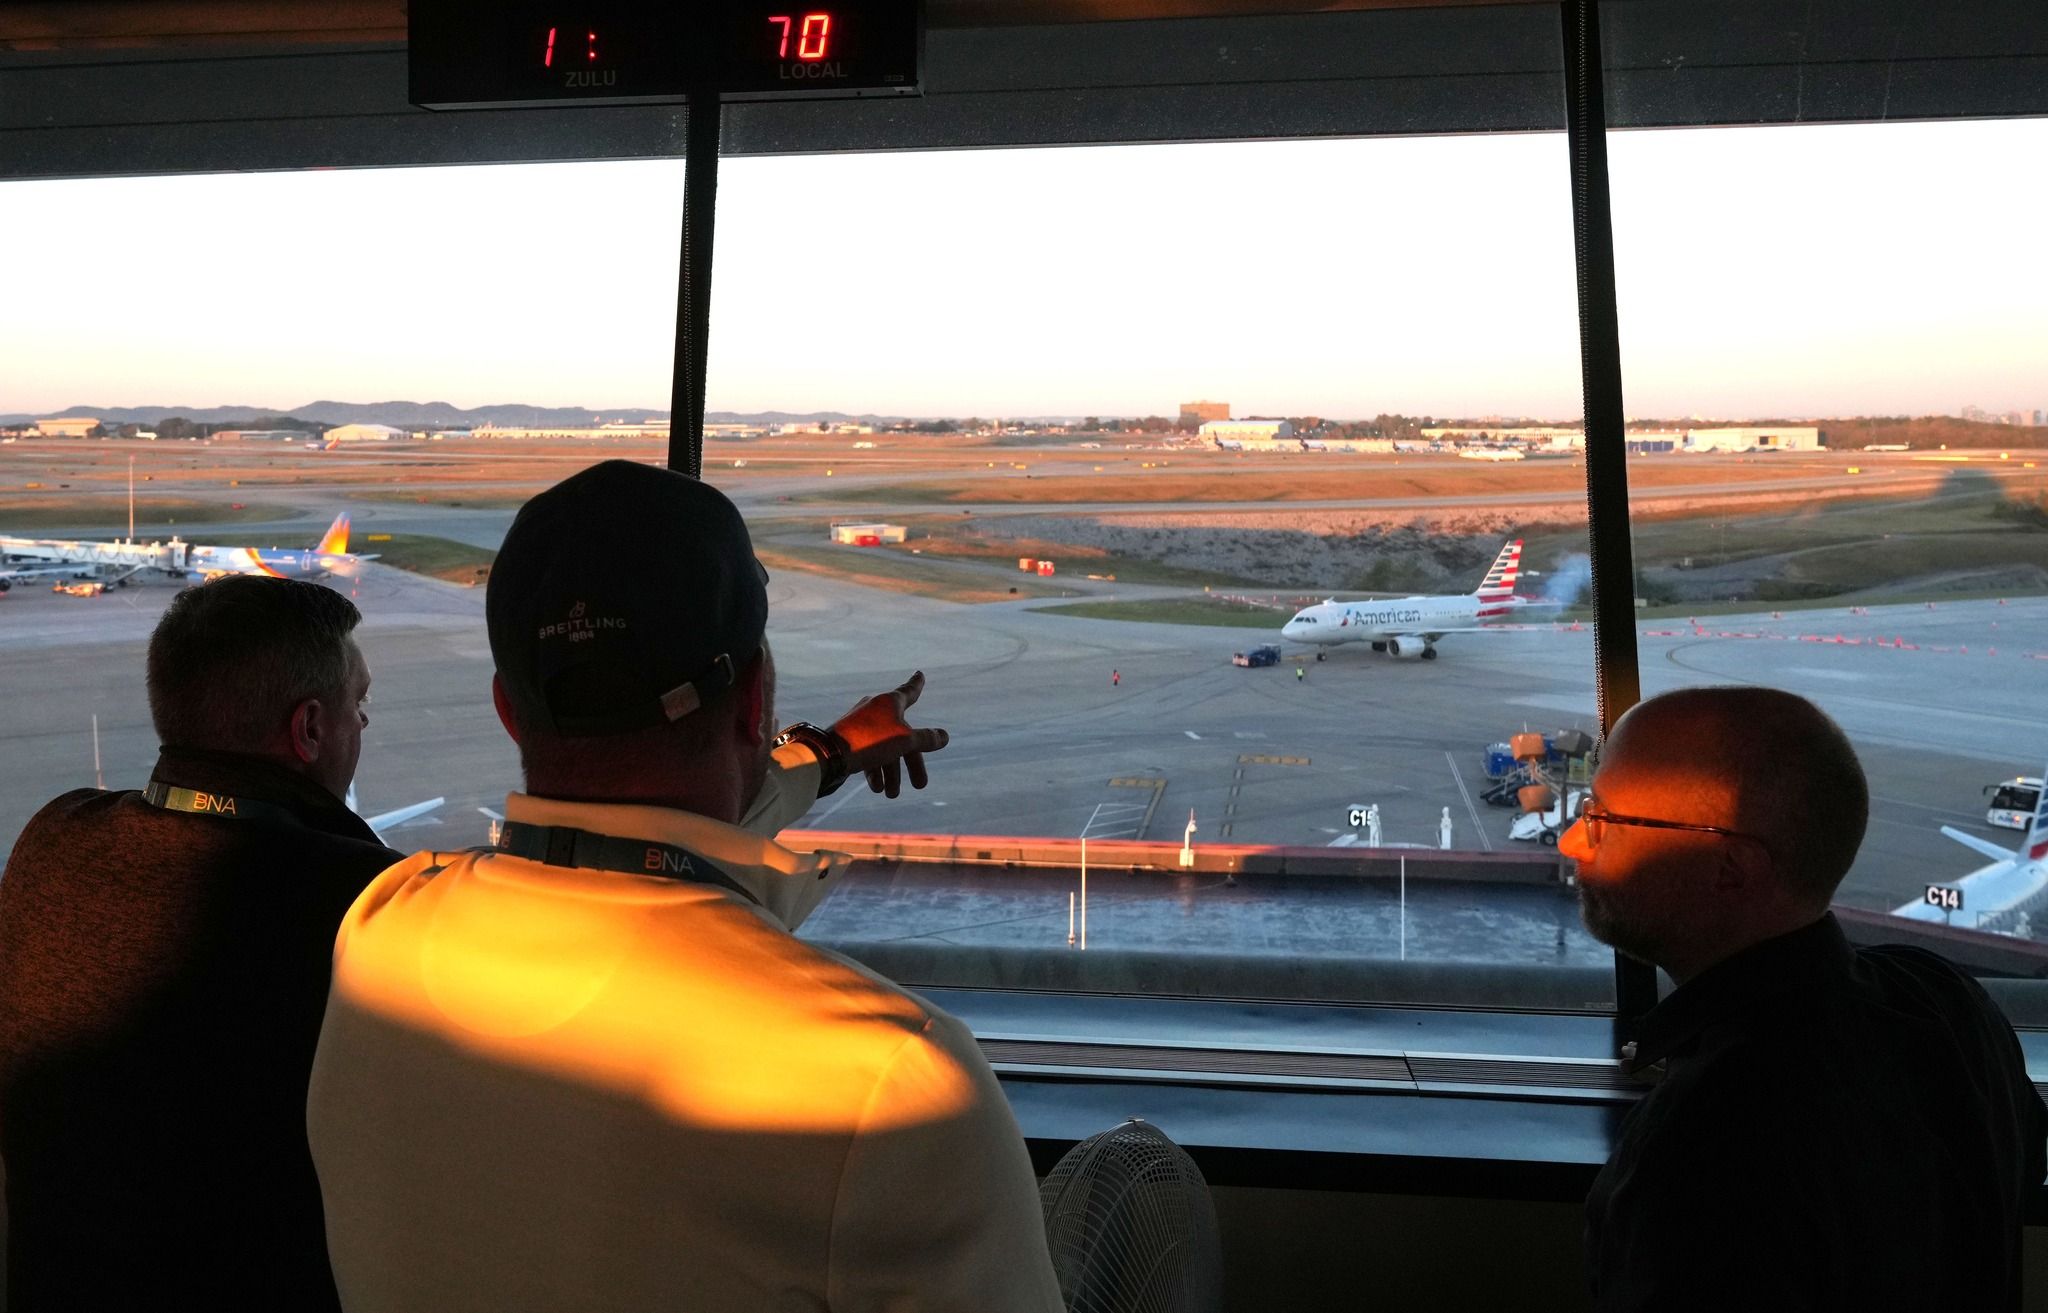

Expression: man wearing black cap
xmin=307 ymin=461 xmax=1063 ymax=1312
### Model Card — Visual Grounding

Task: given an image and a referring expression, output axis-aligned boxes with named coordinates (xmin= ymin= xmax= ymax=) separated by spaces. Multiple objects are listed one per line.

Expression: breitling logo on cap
xmin=488 ymin=460 xmax=770 ymax=738
xmin=537 ymin=599 xmax=629 ymax=644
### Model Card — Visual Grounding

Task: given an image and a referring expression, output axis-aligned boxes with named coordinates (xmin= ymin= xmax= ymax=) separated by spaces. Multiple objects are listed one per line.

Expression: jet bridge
xmin=0 ymin=536 xmax=190 ymax=575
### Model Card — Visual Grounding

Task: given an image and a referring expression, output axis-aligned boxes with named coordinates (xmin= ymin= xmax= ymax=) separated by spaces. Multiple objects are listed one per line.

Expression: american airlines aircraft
xmin=1 ymin=513 xmax=373 ymax=591
xmin=1891 ymin=758 xmax=2048 ymax=934
xmin=1279 ymin=540 xmax=1543 ymax=661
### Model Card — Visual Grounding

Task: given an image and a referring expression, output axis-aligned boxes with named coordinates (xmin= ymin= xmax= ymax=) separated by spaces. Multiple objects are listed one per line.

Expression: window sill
xmin=916 ymin=987 xmax=2048 ymax=1220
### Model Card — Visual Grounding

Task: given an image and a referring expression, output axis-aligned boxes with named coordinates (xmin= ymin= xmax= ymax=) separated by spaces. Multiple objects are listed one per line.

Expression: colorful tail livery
xmin=316 ymin=513 xmax=351 ymax=556
xmin=1474 ymin=539 xmax=1523 ymax=600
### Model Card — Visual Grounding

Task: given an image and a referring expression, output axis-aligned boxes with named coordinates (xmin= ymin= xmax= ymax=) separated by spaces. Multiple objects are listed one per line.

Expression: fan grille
xmin=1040 ymin=1119 xmax=1223 ymax=1313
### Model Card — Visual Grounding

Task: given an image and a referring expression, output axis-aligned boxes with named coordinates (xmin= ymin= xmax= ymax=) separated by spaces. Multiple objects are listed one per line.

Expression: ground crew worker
xmin=0 ymin=575 xmax=392 ymax=1311
xmin=1112 ymin=668 xmax=1120 ymax=685
xmin=308 ymin=461 xmax=1065 ymax=1313
xmin=1296 ymin=665 xmax=1305 ymax=681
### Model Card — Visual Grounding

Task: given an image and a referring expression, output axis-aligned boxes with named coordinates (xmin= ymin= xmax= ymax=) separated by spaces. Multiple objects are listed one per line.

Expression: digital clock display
xmin=410 ymin=0 xmax=923 ymax=109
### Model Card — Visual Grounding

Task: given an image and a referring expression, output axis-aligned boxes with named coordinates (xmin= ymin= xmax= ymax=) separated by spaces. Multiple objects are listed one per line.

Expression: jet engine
xmin=1387 ymin=636 xmax=1431 ymax=660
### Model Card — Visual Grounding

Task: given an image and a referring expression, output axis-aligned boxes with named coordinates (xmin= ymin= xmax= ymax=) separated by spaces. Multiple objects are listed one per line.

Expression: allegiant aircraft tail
xmin=316 ymin=513 xmax=351 ymax=556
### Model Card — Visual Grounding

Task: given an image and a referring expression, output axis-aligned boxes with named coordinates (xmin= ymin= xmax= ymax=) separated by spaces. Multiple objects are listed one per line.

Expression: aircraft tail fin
xmin=2028 ymin=761 xmax=2048 ymax=864
xmin=315 ymin=513 xmax=350 ymax=556
xmin=1474 ymin=539 xmax=1524 ymax=598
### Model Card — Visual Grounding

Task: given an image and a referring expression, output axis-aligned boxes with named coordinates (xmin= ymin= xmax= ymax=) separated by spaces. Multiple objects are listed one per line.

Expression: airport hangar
xmin=6 ymin=1 xmax=2048 ymax=1306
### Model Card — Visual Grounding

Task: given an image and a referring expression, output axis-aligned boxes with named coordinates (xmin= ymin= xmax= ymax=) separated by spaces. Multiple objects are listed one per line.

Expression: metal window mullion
xmin=1560 ymin=0 xmax=1655 ymax=1026
xmin=668 ymin=93 xmax=722 ymax=478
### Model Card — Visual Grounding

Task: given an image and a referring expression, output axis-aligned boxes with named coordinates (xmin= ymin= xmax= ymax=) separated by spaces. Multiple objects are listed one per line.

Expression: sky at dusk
xmin=1 ymin=117 xmax=2042 ymax=421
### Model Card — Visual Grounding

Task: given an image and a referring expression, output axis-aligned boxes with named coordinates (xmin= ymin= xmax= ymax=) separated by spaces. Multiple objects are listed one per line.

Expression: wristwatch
xmin=773 ymin=721 xmax=851 ymax=797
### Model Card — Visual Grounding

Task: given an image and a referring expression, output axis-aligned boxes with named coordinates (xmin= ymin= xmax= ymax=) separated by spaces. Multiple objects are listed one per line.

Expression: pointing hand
xmin=830 ymin=671 xmax=949 ymax=799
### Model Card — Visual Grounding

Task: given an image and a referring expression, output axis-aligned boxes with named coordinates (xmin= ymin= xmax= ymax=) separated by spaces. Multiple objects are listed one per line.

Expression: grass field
xmin=1030 ymin=597 xmax=1286 ymax=628
xmin=353 ymin=490 xmax=535 ymax=510
xmin=0 ymin=498 xmax=285 ymax=532
xmin=1519 ymin=479 xmax=2048 ymax=604
xmin=885 ymin=525 xmax=1272 ymax=588
xmin=755 ymin=543 xmax=1066 ymax=604
xmin=357 ymin=534 xmax=497 ymax=585
xmin=785 ymin=457 xmax=2044 ymax=508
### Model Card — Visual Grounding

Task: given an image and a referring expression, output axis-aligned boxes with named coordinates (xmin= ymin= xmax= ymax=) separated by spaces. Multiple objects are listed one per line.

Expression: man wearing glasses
xmin=1565 ymin=687 xmax=2044 ymax=1312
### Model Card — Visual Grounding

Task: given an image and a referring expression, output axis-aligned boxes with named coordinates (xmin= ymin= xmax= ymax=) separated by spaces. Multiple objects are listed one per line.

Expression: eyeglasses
xmin=1572 ymin=800 xmax=1771 ymax=854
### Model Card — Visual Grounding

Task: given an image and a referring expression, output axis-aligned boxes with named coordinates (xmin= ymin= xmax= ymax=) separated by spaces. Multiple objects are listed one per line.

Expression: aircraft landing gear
xmin=1316 ymin=651 xmax=1326 ymax=661
xmin=1370 ymin=641 xmax=1387 ymax=654
xmin=1420 ymin=646 xmax=1438 ymax=661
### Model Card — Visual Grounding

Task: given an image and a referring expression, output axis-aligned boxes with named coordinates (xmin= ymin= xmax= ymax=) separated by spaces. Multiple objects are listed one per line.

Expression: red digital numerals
xmin=768 ymin=12 xmax=832 ymax=60
xmin=541 ymin=26 xmax=599 ymax=67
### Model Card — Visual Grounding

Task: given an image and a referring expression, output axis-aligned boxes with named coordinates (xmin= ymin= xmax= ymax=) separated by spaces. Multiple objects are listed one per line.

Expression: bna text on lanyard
xmin=495 ymin=821 xmax=759 ymax=908
xmin=142 ymin=779 xmax=306 ymax=830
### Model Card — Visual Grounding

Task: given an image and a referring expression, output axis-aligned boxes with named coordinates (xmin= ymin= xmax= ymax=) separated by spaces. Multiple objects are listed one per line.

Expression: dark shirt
xmin=1586 ymin=913 xmax=2046 ymax=1312
xmin=0 ymin=748 xmax=401 ymax=1312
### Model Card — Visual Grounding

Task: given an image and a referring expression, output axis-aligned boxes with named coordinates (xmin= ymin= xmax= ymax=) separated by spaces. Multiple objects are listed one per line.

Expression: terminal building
xmin=1199 ymin=418 xmax=1294 ymax=443
xmin=210 ymin=428 xmax=308 ymax=442
xmin=1665 ymin=425 xmax=1824 ymax=453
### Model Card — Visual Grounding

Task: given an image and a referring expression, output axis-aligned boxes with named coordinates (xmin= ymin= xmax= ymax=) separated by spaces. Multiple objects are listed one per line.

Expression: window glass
xmin=0 ymin=162 xmax=682 ymax=854
xmin=1606 ymin=118 xmax=2048 ymax=959
xmin=703 ymin=138 xmax=1608 ymax=1006
xmin=0 ymin=139 xmax=1614 ymax=1010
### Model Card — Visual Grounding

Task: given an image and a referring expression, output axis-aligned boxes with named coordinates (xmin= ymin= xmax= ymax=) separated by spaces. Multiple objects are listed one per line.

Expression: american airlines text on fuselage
xmin=1343 ymin=607 xmax=1427 ymax=626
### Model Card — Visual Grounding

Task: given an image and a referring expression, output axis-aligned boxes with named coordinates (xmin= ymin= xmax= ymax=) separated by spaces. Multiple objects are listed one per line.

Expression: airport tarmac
xmin=3 ymin=555 xmax=2042 ymax=956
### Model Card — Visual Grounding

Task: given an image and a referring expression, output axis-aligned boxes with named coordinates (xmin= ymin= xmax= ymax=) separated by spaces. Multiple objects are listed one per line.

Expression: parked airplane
xmin=1891 ymin=757 xmax=2048 ymax=934
xmin=346 ymin=783 xmax=447 ymax=845
xmin=0 ymin=513 xmax=373 ymax=591
xmin=1279 ymin=540 xmax=1550 ymax=661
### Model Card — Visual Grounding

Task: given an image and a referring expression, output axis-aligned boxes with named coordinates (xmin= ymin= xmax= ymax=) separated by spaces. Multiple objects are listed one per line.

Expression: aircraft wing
xmin=345 ymin=783 xmax=447 ymax=844
xmin=1941 ymin=825 xmax=2018 ymax=864
xmin=365 ymin=796 xmax=446 ymax=838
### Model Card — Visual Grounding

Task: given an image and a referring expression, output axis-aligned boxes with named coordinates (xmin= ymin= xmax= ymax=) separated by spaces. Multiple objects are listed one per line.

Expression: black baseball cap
xmin=486 ymin=460 xmax=769 ymax=738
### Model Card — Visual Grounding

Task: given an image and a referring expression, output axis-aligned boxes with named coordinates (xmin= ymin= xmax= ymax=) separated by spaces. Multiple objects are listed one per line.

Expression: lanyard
xmin=141 ymin=779 xmax=307 ymax=830
xmin=496 ymin=821 xmax=759 ymax=908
